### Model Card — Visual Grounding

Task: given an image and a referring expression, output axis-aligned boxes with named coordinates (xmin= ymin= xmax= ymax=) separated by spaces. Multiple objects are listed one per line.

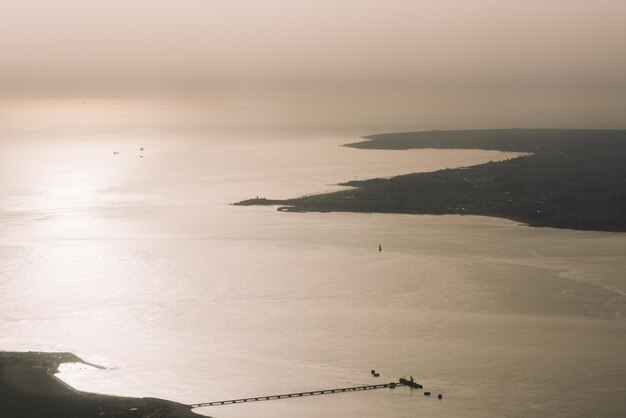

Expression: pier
xmin=189 ymin=382 xmax=402 ymax=408
xmin=399 ymin=377 xmax=423 ymax=389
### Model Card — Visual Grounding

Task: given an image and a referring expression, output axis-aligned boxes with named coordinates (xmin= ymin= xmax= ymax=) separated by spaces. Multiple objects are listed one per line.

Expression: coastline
xmin=235 ymin=129 xmax=626 ymax=232
xmin=0 ymin=351 xmax=204 ymax=418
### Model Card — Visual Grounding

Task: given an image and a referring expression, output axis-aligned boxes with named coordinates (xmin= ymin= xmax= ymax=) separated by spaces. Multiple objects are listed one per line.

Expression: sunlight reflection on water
xmin=1 ymin=100 xmax=625 ymax=418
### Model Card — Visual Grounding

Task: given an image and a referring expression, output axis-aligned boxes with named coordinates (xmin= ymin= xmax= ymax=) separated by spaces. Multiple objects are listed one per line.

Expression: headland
xmin=236 ymin=129 xmax=626 ymax=232
xmin=0 ymin=351 xmax=204 ymax=418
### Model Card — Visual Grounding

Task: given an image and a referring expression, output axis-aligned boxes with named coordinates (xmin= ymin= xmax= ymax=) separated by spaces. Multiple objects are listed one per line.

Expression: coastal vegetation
xmin=236 ymin=129 xmax=626 ymax=232
xmin=0 ymin=352 xmax=202 ymax=418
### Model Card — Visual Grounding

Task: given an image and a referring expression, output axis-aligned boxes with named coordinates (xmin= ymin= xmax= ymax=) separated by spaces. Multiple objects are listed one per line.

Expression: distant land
xmin=0 ymin=352 xmax=203 ymax=418
xmin=236 ymin=129 xmax=626 ymax=232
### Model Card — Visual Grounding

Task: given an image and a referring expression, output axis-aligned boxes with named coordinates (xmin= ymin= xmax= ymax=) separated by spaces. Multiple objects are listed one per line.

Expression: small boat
xmin=378 ymin=244 xmax=382 ymax=252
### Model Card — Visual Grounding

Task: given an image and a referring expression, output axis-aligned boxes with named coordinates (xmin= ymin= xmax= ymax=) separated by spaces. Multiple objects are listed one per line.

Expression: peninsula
xmin=0 ymin=351 xmax=204 ymax=418
xmin=236 ymin=129 xmax=626 ymax=232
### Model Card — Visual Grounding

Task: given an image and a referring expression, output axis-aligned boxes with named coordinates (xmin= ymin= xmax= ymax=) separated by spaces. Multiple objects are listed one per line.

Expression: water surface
xmin=1 ymin=99 xmax=625 ymax=418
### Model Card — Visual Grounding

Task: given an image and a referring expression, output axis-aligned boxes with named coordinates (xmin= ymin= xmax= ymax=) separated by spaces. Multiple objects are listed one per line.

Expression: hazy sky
xmin=2 ymin=0 xmax=626 ymax=96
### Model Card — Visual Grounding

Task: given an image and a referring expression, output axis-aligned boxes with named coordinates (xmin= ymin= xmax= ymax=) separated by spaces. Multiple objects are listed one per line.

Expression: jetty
xmin=189 ymin=382 xmax=402 ymax=408
xmin=399 ymin=377 xmax=423 ymax=389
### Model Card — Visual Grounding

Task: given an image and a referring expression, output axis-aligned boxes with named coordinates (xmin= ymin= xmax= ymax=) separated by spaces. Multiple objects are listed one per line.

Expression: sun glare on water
xmin=0 ymin=136 xmax=152 ymax=240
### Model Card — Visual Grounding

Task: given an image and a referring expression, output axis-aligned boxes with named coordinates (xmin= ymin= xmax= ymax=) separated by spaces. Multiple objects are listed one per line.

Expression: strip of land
xmin=235 ymin=129 xmax=626 ymax=232
xmin=0 ymin=351 xmax=204 ymax=418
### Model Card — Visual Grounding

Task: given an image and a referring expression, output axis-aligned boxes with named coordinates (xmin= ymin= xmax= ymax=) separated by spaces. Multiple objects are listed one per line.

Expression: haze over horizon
xmin=2 ymin=0 xmax=626 ymax=127
xmin=2 ymin=3 xmax=626 ymax=418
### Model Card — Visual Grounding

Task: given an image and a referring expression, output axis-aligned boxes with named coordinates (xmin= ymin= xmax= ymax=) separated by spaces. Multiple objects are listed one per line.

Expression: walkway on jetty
xmin=189 ymin=382 xmax=403 ymax=408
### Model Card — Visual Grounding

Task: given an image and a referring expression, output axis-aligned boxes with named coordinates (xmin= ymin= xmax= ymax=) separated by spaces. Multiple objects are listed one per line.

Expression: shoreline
xmin=235 ymin=129 xmax=626 ymax=233
xmin=0 ymin=351 xmax=204 ymax=418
